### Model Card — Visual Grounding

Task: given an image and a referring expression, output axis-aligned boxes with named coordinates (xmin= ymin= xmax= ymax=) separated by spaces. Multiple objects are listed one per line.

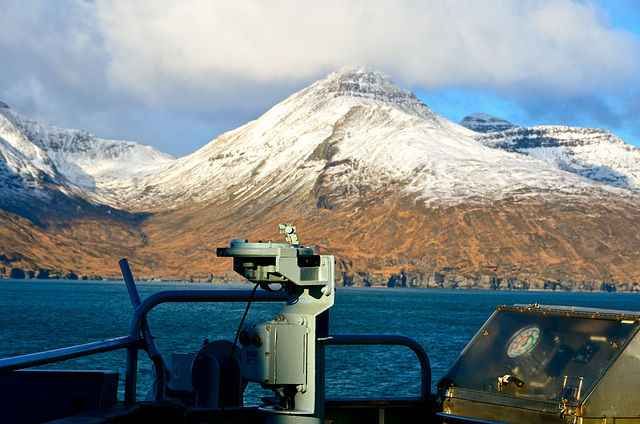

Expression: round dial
xmin=507 ymin=325 xmax=542 ymax=358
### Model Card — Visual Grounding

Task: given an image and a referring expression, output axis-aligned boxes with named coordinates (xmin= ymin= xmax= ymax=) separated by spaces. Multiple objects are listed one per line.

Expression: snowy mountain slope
xmin=472 ymin=124 xmax=640 ymax=189
xmin=0 ymin=102 xmax=176 ymax=223
xmin=0 ymin=111 xmax=75 ymax=207
xmin=2 ymin=67 xmax=638 ymax=216
xmin=311 ymin=105 xmax=628 ymax=208
xmin=97 ymin=66 xmax=474 ymax=209
xmin=0 ymin=102 xmax=174 ymax=191
xmin=105 ymin=66 xmax=631 ymax=212
xmin=0 ymin=125 xmax=121 ymax=225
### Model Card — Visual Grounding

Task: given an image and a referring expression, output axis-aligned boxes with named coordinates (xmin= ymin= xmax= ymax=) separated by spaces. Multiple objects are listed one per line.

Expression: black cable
xmin=232 ymin=282 xmax=260 ymax=351
xmin=221 ymin=282 xmax=260 ymax=408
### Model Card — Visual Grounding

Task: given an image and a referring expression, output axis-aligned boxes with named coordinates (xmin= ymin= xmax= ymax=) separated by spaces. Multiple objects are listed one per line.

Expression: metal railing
xmin=0 ymin=259 xmax=288 ymax=404
xmin=326 ymin=334 xmax=431 ymax=399
xmin=0 ymin=259 xmax=432 ymax=405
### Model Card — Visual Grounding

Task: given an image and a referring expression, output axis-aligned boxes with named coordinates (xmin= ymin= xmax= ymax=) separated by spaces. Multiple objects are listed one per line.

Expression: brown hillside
xmin=130 ymin=190 xmax=640 ymax=288
xmin=2 ymin=188 xmax=640 ymax=290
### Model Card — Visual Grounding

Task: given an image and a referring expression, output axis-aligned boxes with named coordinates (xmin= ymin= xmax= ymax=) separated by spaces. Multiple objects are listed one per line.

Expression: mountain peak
xmin=318 ymin=65 xmax=424 ymax=108
xmin=459 ymin=113 xmax=517 ymax=133
xmin=325 ymin=65 xmax=402 ymax=95
xmin=296 ymin=65 xmax=469 ymax=134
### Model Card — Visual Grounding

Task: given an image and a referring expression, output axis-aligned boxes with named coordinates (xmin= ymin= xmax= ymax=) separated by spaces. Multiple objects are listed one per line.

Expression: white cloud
xmin=95 ymin=0 xmax=639 ymax=104
xmin=1 ymin=0 xmax=639 ymax=156
xmin=0 ymin=1 xmax=108 ymax=117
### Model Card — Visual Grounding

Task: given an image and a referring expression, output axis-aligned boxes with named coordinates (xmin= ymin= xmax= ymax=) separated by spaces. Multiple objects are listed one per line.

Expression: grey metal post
xmin=120 ymin=259 xmax=167 ymax=403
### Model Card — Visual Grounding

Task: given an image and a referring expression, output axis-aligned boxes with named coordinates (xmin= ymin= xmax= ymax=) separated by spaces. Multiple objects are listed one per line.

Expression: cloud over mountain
xmin=96 ymin=0 xmax=638 ymax=101
xmin=1 ymin=1 xmax=639 ymax=158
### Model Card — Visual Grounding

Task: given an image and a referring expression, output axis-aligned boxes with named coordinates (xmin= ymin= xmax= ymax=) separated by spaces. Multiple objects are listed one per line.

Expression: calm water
xmin=2 ymin=279 xmax=640 ymax=402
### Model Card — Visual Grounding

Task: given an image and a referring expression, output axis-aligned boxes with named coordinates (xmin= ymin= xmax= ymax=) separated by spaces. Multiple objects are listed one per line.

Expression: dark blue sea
xmin=2 ymin=279 xmax=640 ymax=402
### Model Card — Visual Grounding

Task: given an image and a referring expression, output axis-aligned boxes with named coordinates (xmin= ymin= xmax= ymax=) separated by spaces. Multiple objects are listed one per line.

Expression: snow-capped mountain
xmin=99 ymin=66 xmax=477 ymax=210
xmin=0 ymin=107 xmax=86 ymax=222
xmin=0 ymin=102 xmax=174 ymax=191
xmin=2 ymin=66 xmax=640 ymax=289
xmin=5 ymin=69 xmax=637 ymax=215
xmin=458 ymin=112 xmax=640 ymax=189
xmin=0 ymin=101 xmax=175 ymax=222
xmin=0 ymin=101 xmax=176 ymax=225
xmin=101 ymin=66 xmax=632 ymax=213
xmin=0 ymin=105 xmax=63 ymax=188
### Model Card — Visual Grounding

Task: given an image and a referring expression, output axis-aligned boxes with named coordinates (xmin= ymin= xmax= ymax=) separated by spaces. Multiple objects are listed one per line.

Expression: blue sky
xmin=0 ymin=0 xmax=639 ymax=158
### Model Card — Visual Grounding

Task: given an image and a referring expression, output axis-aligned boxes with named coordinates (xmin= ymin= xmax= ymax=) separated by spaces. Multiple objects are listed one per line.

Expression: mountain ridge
xmin=94 ymin=67 xmax=635 ymax=211
xmin=0 ymin=102 xmax=174 ymax=189
xmin=1 ymin=66 xmax=640 ymax=290
xmin=467 ymin=120 xmax=640 ymax=189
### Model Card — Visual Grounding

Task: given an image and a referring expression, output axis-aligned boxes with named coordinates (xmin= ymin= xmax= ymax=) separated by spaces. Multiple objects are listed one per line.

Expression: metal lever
xmin=498 ymin=374 xmax=525 ymax=392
